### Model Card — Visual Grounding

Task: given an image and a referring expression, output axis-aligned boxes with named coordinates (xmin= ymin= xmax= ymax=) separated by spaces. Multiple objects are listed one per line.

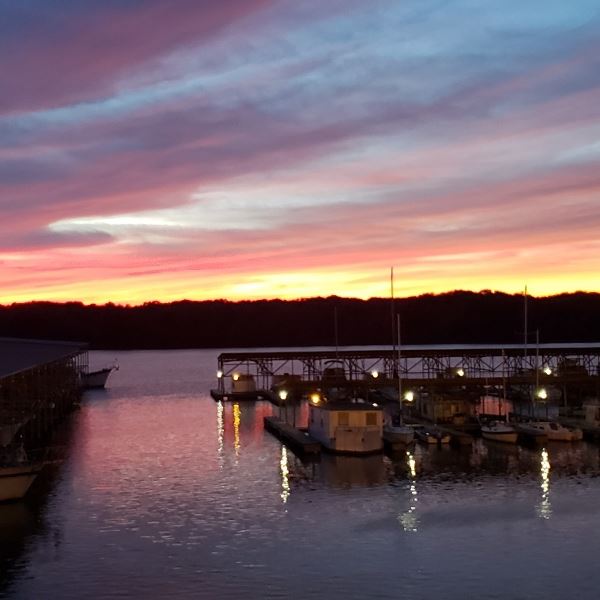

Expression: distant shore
xmin=1 ymin=290 xmax=599 ymax=350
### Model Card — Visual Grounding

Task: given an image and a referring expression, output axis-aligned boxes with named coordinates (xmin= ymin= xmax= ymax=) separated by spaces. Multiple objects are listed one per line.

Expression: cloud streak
xmin=1 ymin=0 xmax=600 ymax=302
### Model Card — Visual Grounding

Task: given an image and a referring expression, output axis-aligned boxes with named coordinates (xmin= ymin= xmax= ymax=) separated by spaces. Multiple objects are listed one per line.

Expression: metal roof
xmin=0 ymin=337 xmax=88 ymax=379
xmin=219 ymin=342 xmax=600 ymax=361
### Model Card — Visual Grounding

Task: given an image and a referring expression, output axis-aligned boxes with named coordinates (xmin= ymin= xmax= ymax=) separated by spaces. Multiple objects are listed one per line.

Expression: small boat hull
xmin=528 ymin=421 xmax=581 ymax=442
xmin=383 ymin=426 xmax=414 ymax=445
xmin=513 ymin=424 xmax=548 ymax=445
xmin=0 ymin=464 xmax=42 ymax=502
xmin=481 ymin=430 xmax=518 ymax=444
xmin=415 ymin=428 xmax=450 ymax=445
xmin=83 ymin=368 xmax=113 ymax=389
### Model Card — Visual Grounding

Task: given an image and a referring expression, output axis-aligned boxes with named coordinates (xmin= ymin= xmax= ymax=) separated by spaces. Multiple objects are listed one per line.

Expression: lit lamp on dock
xmin=278 ymin=389 xmax=289 ymax=422
xmin=233 ymin=373 xmax=240 ymax=381
xmin=543 ymin=365 xmax=552 ymax=376
xmin=370 ymin=370 xmax=379 ymax=379
xmin=310 ymin=392 xmax=321 ymax=404
xmin=536 ymin=387 xmax=548 ymax=401
xmin=403 ymin=390 xmax=414 ymax=402
xmin=456 ymin=367 xmax=465 ymax=377
xmin=217 ymin=370 xmax=223 ymax=379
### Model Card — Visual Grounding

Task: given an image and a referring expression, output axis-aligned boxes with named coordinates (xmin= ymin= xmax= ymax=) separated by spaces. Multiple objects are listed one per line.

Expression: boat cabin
xmin=232 ymin=374 xmax=256 ymax=393
xmin=308 ymin=401 xmax=383 ymax=454
xmin=322 ymin=362 xmax=347 ymax=382
xmin=416 ymin=393 xmax=473 ymax=424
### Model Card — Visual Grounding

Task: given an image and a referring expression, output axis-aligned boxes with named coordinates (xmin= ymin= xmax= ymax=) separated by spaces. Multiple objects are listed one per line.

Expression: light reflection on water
xmin=2 ymin=350 xmax=600 ymax=600
xmin=280 ymin=447 xmax=290 ymax=505
xmin=399 ymin=451 xmax=418 ymax=532
xmin=538 ymin=448 xmax=552 ymax=520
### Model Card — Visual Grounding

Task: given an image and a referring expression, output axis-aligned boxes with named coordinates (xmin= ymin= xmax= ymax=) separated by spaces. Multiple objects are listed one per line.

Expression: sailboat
xmin=479 ymin=350 xmax=518 ymax=443
xmin=524 ymin=329 xmax=582 ymax=441
xmin=480 ymin=419 xmax=519 ymax=444
xmin=382 ymin=268 xmax=414 ymax=445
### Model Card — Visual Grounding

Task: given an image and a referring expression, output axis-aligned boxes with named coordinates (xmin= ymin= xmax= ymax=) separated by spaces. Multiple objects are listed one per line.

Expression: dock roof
xmin=219 ymin=342 xmax=600 ymax=361
xmin=0 ymin=337 xmax=88 ymax=379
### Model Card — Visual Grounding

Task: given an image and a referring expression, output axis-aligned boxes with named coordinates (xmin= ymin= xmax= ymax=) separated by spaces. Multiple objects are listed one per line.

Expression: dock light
xmin=371 ymin=370 xmax=379 ymax=379
xmin=404 ymin=390 xmax=415 ymax=402
xmin=372 ymin=403 xmax=379 ymax=407
xmin=279 ymin=390 xmax=288 ymax=401
xmin=310 ymin=392 xmax=321 ymax=404
xmin=217 ymin=370 xmax=223 ymax=379
xmin=233 ymin=373 xmax=240 ymax=381
xmin=537 ymin=388 xmax=548 ymax=400
xmin=456 ymin=368 xmax=465 ymax=377
xmin=543 ymin=366 xmax=552 ymax=376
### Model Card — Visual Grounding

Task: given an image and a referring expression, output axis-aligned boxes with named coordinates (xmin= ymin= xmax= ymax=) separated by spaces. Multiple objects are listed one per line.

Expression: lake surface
xmin=2 ymin=349 xmax=600 ymax=599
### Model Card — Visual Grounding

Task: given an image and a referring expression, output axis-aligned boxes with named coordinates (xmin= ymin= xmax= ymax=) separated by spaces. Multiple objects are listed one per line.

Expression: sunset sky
xmin=2 ymin=0 xmax=600 ymax=304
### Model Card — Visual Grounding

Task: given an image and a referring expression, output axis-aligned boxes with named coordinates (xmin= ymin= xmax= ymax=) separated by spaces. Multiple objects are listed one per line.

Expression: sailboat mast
xmin=397 ymin=314 xmax=403 ymax=424
xmin=501 ymin=348 xmax=506 ymax=418
xmin=535 ymin=329 xmax=540 ymax=392
xmin=523 ymin=285 xmax=528 ymax=358
xmin=334 ymin=306 xmax=339 ymax=359
xmin=390 ymin=267 xmax=396 ymax=360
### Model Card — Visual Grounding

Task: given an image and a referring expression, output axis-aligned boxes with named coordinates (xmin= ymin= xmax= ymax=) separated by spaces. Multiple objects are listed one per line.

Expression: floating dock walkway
xmin=263 ymin=416 xmax=321 ymax=455
xmin=210 ymin=388 xmax=277 ymax=403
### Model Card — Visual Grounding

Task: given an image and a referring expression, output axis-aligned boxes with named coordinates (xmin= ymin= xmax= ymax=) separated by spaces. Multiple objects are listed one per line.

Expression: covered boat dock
xmin=0 ymin=337 xmax=88 ymax=456
xmin=214 ymin=343 xmax=600 ymax=401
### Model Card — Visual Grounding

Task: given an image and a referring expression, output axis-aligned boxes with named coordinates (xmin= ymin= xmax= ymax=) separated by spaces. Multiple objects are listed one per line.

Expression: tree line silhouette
xmin=1 ymin=290 xmax=598 ymax=349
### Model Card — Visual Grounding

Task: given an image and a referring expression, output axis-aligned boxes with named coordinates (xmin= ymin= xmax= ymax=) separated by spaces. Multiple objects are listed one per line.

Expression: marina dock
xmin=214 ymin=343 xmax=600 ymax=399
xmin=0 ymin=337 xmax=89 ymax=502
xmin=434 ymin=424 xmax=475 ymax=446
xmin=210 ymin=388 xmax=277 ymax=403
xmin=263 ymin=416 xmax=321 ymax=455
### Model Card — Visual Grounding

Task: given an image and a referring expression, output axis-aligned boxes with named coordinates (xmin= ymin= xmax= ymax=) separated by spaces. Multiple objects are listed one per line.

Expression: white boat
xmin=0 ymin=463 xmax=42 ymax=502
xmin=480 ymin=420 xmax=518 ymax=444
xmin=83 ymin=364 xmax=118 ymax=389
xmin=527 ymin=421 xmax=581 ymax=441
xmin=383 ymin=423 xmax=415 ymax=445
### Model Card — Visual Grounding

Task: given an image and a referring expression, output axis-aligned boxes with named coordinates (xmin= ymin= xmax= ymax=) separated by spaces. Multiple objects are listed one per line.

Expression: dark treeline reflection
xmin=1 ymin=291 xmax=599 ymax=349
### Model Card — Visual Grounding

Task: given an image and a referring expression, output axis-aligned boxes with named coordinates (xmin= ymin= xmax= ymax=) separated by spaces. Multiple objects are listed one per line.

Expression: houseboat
xmin=308 ymin=400 xmax=383 ymax=454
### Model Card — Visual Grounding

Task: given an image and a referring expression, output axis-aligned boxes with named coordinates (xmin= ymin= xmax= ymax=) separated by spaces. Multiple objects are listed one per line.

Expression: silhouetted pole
xmin=390 ymin=267 xmax=396 ymax=361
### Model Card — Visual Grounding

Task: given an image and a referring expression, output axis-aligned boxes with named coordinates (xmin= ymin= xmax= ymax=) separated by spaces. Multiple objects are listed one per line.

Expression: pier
xmin=0 ymin=337 xmax=88 ymax=501
xmin=214 ymin=343 xmax=600 ymax=401
xmin=263 ymin=416 xmax=321 ymax=455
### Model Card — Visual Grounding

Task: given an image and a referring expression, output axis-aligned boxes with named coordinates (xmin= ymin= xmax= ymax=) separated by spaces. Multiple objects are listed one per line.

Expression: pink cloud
xmin=1 ymin=1 xmax=276 ymax=115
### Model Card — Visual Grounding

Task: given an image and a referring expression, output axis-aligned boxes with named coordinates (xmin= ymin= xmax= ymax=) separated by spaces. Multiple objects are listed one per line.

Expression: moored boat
xmin=308 ymin=400 xmax=384 ymax=454
xmin=83 ymin=364 xmax=118 ymax=389
xmin=414 ymin=425 xmax=450 ymax=445
xmin=0 ymin=463 xmax=43 ymax=502
xmin=480 ymin=420 xmax=518 ymax=444
xmin=383 ymin=422 xmax=415 ymax=445
xmin=527 ymin=421 xmax=581 ymax=442
xmin=513 ymin=422 xmax=548 ymax=445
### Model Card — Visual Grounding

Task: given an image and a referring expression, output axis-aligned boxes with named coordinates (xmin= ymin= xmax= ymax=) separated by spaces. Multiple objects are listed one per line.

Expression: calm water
xmin=2 ymin=350 xmax=600 ymax=599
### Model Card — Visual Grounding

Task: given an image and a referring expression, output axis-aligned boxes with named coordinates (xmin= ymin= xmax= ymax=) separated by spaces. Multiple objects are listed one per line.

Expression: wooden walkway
xmin=263 ymin=416 xmax=321 ymax=455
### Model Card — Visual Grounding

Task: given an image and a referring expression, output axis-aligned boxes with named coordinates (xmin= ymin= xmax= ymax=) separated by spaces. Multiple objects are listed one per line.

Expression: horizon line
xmin=2 ymin=288 xmax=598 ymax=308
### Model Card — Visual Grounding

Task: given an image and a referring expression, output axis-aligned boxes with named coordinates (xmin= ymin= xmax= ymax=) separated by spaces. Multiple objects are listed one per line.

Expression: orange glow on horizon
xmin=0 ymin=266 xmax=598 ymax=306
